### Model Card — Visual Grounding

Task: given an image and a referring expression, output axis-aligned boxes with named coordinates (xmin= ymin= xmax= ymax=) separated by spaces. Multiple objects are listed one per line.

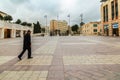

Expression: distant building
xmin=0 ymin=11 xmax=33 ymax=39
xmin=50 ymin=20 xmax=68 ymax=35
xmin=101 ymin=0 xmax=120 ymax=36
xmin=82 ymin=22 xmax=101 ymax=35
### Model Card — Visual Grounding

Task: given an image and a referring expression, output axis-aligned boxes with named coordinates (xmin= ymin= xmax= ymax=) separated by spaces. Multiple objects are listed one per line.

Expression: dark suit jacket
xmin=23 ymin=33 xmax=31 ymax=49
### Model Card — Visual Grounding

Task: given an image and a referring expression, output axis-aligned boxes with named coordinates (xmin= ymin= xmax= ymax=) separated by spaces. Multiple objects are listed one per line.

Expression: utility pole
xmin=80 ymin=14 xmax=83 ymax=25
xmin=57 ymin=14 xmax=59 ymax=36
xmin=67 ymin=14 xmax=70 ymax=35
xmin=44 ymin=15 xmax=48 ymax=36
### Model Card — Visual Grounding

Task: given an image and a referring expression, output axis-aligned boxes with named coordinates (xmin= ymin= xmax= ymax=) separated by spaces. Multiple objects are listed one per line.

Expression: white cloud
xmin=0 ymin=0 xmax=101 ymax=26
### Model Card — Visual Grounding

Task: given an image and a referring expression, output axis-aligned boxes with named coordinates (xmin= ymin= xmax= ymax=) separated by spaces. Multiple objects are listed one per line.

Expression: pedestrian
xmin=18 ymin=30 xmax=33 ymax=60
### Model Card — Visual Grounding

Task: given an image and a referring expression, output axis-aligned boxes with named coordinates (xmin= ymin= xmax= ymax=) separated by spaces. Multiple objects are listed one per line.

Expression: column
xmin=11 ymin=29 xmax=16 ymax=38
xmin=20 ymin=30 xmax=23 ymax=38
xmin=0 ymin=28 xmax=1 ymax=39
xmin=1 ymin=28 xmax=4 ymax=39
xmin=118 ymin=23 xmax=120 ymax=36
xmin=109 ymin=24 xmax=113 ymax=36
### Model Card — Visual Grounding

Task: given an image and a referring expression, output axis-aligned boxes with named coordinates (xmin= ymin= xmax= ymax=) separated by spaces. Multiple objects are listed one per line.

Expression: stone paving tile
xmin=1 ymin=36 xmax=120 ymax=80
xmin=49 ymin=66 xmax=64 ymax=71
xmin=33 ymin=41 xmax=57 ymax=55
xmin=62 ymin=42 xmax=97 ymax=45
xmin=0 ymin=71 xmax=48 ymax=80
xmin=64 ymin=65 xmax=120 ymax=80
xmin=47 ymin=71 xmax=64 ymax=79
xmin=15 ymin=56 xmax=53 ymax=65
xmin=63 ymin=55 xmax=120 ymax=65
xmin=0 ymin=56 xmax=16 ymax=65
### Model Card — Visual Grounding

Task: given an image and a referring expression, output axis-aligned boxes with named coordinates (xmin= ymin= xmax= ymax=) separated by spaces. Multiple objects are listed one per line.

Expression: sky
xmin=0 ymin=0 xmax=101 ymax=26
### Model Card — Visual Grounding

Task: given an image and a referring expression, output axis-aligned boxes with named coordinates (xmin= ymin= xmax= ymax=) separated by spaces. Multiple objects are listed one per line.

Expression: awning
xmin=112 ymin=23 xmax=119 ymax=29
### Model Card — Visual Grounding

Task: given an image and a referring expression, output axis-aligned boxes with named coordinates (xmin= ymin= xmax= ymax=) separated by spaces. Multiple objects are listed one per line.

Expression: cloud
xmin=10 ymin=0 xmax=29 ymax=5
xmin=0 ymin=0 xmax=101 ymax=26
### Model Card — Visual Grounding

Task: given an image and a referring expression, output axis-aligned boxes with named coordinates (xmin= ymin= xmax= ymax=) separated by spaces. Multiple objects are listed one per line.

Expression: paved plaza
xmin=0 ymin=36 xmax=120 ymax=80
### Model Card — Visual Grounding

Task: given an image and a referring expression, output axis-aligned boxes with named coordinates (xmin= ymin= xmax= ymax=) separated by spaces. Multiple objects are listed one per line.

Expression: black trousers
xmin=18 ymin=47 xmax=31 ymax=58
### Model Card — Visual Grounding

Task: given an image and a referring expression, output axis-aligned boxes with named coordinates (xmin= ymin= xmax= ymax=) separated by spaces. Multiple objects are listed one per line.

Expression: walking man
xmin=18 ymin=30 xmax=33 ymax=60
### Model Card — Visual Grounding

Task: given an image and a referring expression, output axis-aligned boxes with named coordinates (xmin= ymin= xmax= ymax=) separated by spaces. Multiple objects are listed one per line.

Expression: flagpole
xmin=57 ymin=14 xmax=59 ymax=36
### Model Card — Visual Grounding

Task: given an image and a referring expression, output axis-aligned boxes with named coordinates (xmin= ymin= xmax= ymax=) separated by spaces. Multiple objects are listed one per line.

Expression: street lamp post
xmin=57 ymin=14 xmax=59 ymax=36
xmin=44 ymin=15 xmax=48 ymax=36
xmin=67 ymin=14 xmax=71 ymax=35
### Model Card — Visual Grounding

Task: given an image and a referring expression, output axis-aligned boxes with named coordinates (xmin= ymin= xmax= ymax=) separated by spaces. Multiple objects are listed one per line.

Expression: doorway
xmin=4 ymin=29 xmax=11 ymax=38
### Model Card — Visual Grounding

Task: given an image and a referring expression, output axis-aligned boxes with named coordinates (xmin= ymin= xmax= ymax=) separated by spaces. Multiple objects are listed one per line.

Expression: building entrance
xmin=4 ymin=29 xmax=11 ymax=38
xmin=112 ymin=23 xmax=119 ymax=36
xmin=104 ymin=25 xmax=109 ymax=36
xmin=113 ymin=28 xmax=119 ymax=36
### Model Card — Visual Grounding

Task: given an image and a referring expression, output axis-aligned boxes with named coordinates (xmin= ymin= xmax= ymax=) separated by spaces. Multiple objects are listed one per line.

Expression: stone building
xmin=0 ymin=11 xmax=8 ymax=17
xmin=101 ymin=0 xmax=120 ymax=36
xmin=82 ymin=22 xmax=101 ymax=35
xmin=0 ymin=11 xmax=33 ymax=39
xmin=50 ymin=20 xmax=68 ymax=35
xmin=0 ymin=21 xmax=33 ymax=39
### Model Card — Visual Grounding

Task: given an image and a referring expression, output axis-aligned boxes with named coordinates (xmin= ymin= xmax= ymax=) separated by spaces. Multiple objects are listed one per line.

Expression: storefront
xmin=112 ymin=23 xmax=119 ymax=36
xmin=104 ymin=25 xmax=109 ymax=36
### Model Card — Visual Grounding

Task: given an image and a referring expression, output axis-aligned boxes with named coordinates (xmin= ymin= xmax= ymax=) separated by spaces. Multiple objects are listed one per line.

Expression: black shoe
xmin=18 ymin=56 xmax=22 ymax=60
xmin=28 ymin=57 xmax=33 ymax=59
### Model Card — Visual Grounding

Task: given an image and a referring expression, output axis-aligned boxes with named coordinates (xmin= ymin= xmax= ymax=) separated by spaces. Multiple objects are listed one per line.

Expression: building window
xmin=93 ymin=24 xmax=97 ymax=27
xmin=93 ymin=29 xmax=97 ymax=32
xmin=115 ymin=0 xmax=118 ymax=19
xmin=103 ymin=6 xmax=106 ymax=22
xmin=111 ymin=1 xmax=114 ymax=20
xmin=106 ymin=5 xmax=108 ymax=22
xmin=103 ymin=5 xmax=108 ymax=22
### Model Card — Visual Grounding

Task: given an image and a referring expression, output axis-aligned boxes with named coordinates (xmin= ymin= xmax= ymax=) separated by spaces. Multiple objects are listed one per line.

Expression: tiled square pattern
xmin=0 ymin=56 xmax=15 ymax=65
xmin=63 ymin=55 xmax=120 ymax=65
xmin=34 ymin=41 xmax=57 ymax=54
xmin=0 ymin=71 xmax=48 ymax=80
xmin=15 ymin=56 xmax=53 ymax=65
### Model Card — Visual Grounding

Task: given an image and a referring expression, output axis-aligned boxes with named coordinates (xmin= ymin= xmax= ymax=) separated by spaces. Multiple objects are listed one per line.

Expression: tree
xmin=71 ymin=24 xmax=79 ymax=33
xmin=15 ymin=19 xmax=21 ymax=24
xmin=3 ymin=15 xmax=13 ymax=22
xmin=21 ymin=22 xmax=27 ymax=26
xmin=27 ymin=23 xmax=32 ymax=27
xmin=0 ymin=14 xmax=3 ymax=20
xmin=41 ymin=28 xmax=45 ymax=33
xmin=33 ymin=21 xmax=41 ymax=33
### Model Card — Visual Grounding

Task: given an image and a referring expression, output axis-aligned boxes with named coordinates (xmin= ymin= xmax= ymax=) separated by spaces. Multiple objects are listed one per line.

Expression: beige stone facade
xmin=0 ymin=11 xmax=33 ymax=39
xmin=0 ymin=21 xmax=33 ymax=39
xmin=0 ymin=11 xmax=8 ymax=17
xmin=101 ymin=0 xmax=120 ymax=36
xmin=82 ymin=22 xmax=101 ymax=35
xmin=50 ymin=20 xmax=68 ymax=35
